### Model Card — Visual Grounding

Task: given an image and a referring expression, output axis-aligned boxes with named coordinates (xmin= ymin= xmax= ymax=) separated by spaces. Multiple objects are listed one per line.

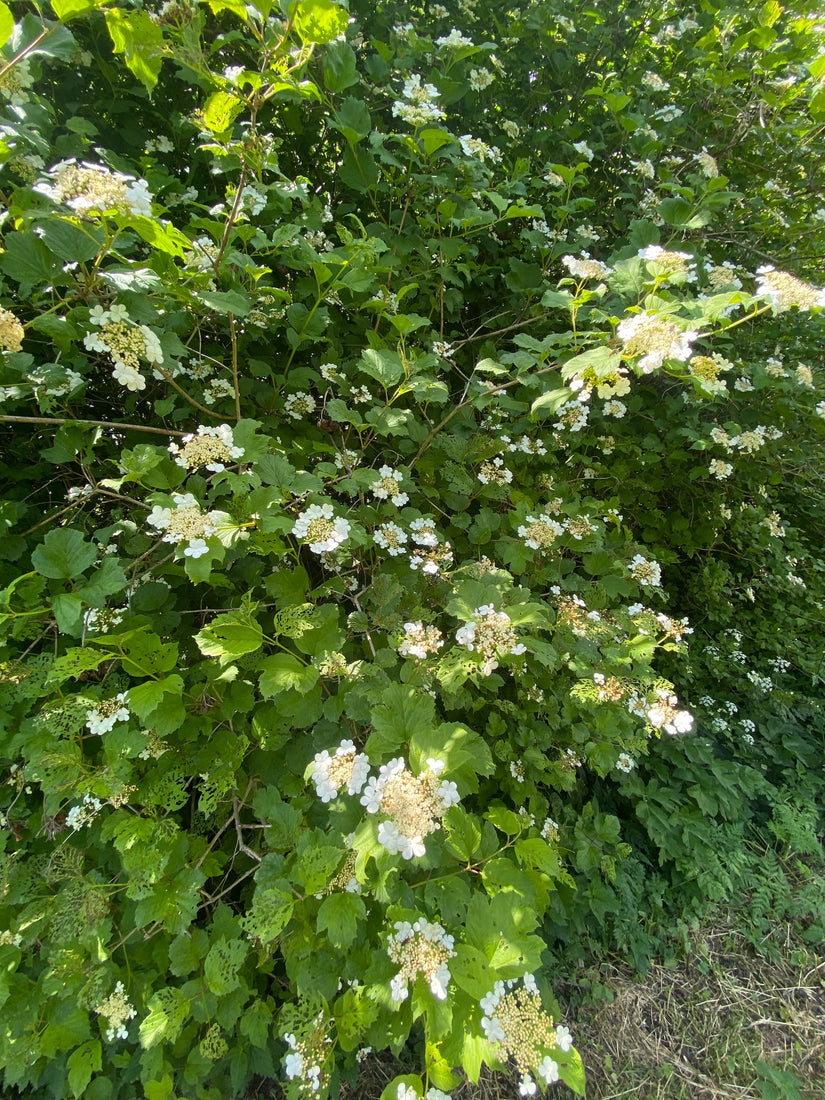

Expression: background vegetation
xmin=0 ymin=0 xmax=823 ymax=1097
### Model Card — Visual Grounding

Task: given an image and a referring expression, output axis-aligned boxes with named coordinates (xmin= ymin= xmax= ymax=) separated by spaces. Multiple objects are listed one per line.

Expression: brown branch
xmin=0 ymin=415 xmax=188 ymax=437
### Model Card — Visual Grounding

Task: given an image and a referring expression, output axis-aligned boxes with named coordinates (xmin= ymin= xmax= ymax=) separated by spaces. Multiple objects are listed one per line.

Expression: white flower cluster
xmin=615 ymin=753 xmax=635 ymax=773
xmin=66 ymin=793 xmax=102 ymax=831
xmin=292 ymin=503 xmax=351 ymax=554
xmin=628 ymin=554 xmax=662 ymax=587
xmin=392 ymin=74 xmax=444 ymax=127
xmin=398 ymin=621 xmax=444 ymax=659
xmin=360 ymin=757 xmax=459 ymax=860
xmin=370 ymin=465 xmax=409 ymax=506
xmin=83 ymin=304 xmax=163 ymax=391
xmin=647 ymin=689 xmax=694 ymax=735
xmin=456 ymin=605 xmax=526 ymax=672
xmin=477 ymin=456 xmax=513 ymax=485
xmin=147 ymin=493 xmax=229 ymax=558
xmin=38 ymin=159 xmax=152 ymax=217
xmin=311 ymin=740 xmax=370 ymax=803
xmin=553 ymin=400 xmax=589 ymax=432
xmin=518 ymin=515 xmax=565 ymax=551
xmin=435 ymin=28 xmax=473 ymax=47
xmin=374 ymin=521 xmax=408 ymax=556
xmin=387 ymin=918 xmax=455 ymax=1002
xmin=284 ymin=391 xmax=317 ymax=420
xmin=617 ymin=310 xmax=699 ymax=373
xmin=169 ymin=424 xmax=244 ymax=472
xmin=638 ymin=244 xmax=696 ymax=281
xmin=562 ymin=253 xmax=613 ymax=280
xmin=480 ymin=973 xmax=571 ymax=1096
xmin=85 ymin=692 xmax=130 ymax=736
xmin=755 ymin=265 xmax=825 ymax=313
xmin=283 ymin=1030 xmax=325 ymax=1093
xmin=95 ymin=981 xmax=136 ymax=1041
xmin=458 ymin=134 xmax=502 ymax=164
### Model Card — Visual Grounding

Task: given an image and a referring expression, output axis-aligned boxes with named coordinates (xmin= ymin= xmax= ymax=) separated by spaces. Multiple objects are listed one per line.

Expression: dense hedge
xmin=0 ymin=1 xmax=823 ymax=1097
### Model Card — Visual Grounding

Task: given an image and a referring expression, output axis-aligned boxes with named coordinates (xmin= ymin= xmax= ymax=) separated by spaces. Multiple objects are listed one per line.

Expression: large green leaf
xmin=292 ymin=0 xmax=348 ymax=44
xmin=105 ymin=8 xmax=165 ymax=93
xmin=32 ymin=529 xmax=96 ymax=579
xmin=195 ymin=608 xmax=263 ymax=665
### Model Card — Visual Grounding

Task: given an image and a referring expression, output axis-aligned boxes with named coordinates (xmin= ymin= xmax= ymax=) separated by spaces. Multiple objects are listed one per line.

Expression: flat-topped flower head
xmin=370 ymin=465 xmax=409 ymax=506
xmin=755 ymin=266 xmax=825 ymax=313
xmin=312 ymin=740 xmax=370 ymax=803
xmin=86 ymin=692 xmax=130 ymax=736
xmin=477 ymin=457 xmax=513 ymax=486
xmin=479 ymin=974 xmax=568 ymax=1097
xmin=518 ymin=515 xmax=564 ymax=551
xmin=40 ymin=160 xmax=152 ymax=217
xmin=83 ymin=308 xmax=163 ymax=391
xmin=410 ymin=517 xmax=439 ymax=546
xmin=638 ymin=244 xmax=696 ymax=280
xmin=374 ymin=521 xmax=408 ymax=556
xmin=647 ymin=689 xmax=693 ymax=735
xmin=169 ymin=424 xmax=244 ymax=472
xmin=398 ymin=621 xmax=444 ymax=660
xmin=0 ymin=308 xmax=24 ymax=352
xmin=284 ymin=392 xmax=317 ymax=420
xmin=292 ymin=503 xmax=351 ymax=554
xmin=95 ymin=981 xmax=137 ymax=1042
xmin=562 ymin=253 xmax=613 ymax=280
xmin=360 ymin=756 xmax=459 ymax=859
xmin=147 ymin=492 xmax=221 ymax=554
xmin=617 ymin=311 xmax=698 ymax=373
xmin=387 ymin=918 xmax=456 ymax=1002
xmin=456 ymin=605 xmax=526 ymax=667
xmin=628 ymin=553 xmax=662 ymax=587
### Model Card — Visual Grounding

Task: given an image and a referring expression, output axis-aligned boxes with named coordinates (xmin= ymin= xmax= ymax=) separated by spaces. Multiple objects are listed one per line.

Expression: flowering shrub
xmin=1 ymin=0 xmax=824 ymax=1098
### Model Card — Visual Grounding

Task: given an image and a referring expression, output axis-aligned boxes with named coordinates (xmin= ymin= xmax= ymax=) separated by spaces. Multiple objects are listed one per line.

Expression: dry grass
xmin=556 ymin=918 xmax=825 ymax=1099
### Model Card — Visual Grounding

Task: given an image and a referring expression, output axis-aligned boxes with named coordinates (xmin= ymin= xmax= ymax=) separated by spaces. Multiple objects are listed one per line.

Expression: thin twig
xmin=0 ymin=414 xmax=188 ymax=437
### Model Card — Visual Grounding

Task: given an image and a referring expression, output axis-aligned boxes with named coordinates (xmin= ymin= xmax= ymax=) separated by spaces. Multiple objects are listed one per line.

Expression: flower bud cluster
xmin=398 ymin=621 xmax=444 ymax=660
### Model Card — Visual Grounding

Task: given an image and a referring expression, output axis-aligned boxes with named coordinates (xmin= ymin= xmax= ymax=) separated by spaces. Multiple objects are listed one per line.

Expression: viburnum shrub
xmin=0 ymin=0 xmax=824 ymax=1098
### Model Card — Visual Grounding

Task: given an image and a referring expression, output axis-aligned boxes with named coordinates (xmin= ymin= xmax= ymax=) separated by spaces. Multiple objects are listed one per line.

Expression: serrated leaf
xmin=67 ymin=1039 xmax=101 ymax=1098
xmin=139 ymin=988 xmax=190 ymax=1050
xmin=0 ymin=232 xmax=62 ymax=286
xmin=259 ymin=653 xmax=319 ymax=696
xmin=367 ymin=683 xmax=436 ymax=757
xmin=46 ymin=647 xmax=110 ymax=684
xmin=105 ymin=8 xmax=164 ymax=93
xmin=127 ymin=675 xmax=184 ymax=721
xmin=195 ymin=609 xmax=263 ymax=665
xmin=316 ymin=892 xmax=365 ymax=949
xmin=292 ymin=0 xmax=348 ymax=44
xmin=195 ymin=288 xmax=251 ymax=315
xmin=204 ymin=937 xmax=248 ymax=995
xmin=202 ymin=90 xmax=244 ymax=133
xmin=52 ymin=0 xmax=103 ymax=19
xmin=530 ymin=387 xmax=572 ymax=417
xmin=34 ymin=217 xmax=104 ymax=263
xmin=32 ymin=529 xmax=96 ymax=579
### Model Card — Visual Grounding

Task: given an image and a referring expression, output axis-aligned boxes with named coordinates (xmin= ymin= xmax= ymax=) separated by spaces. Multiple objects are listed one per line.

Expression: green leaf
xmin=259 ymin=653 xmax=319 ymax=696
xmin=0 ymin=232 xmax=62 ymax=286
xmin=292 ymin=0 xmax=348 ymax=44
xmin=127 ymin=675 xmax=184 ymax=722
xmin=195 ymin=608 xmax=263 ymax=665
xmin=46 ymin=647 xmax=110 ymax=684
xmin=52 ymin=0 xmax=103 ymax=19
xmin=32 ymin=529 xmax=96 ymax=579
xmin=53 ymin=593 xmax=84 ymax=634
xmin=121 ymin=216 xmax=191 ymax=258
xmin=657 ymin=196 xmax=693 ymax=227
xmin=323 ymin=39 xmax=358 ymax=92
xmin=316 ymin=892 xmax=365 ymax=949
xmin=359 ymin=347 xmax=404 ymax=386
xmin=367 ymin=683 xmax=436 ymax=757
xmin=338 ymin=145 xmax=379 ymax=192
xmin=202 ymin=90 xmax=244 ymax=134
xmin=558 ymin=1047 xmax=587 ymax=1095
xmin=195 ymin=288 xmax=251 ymax=315
xmin=139 ymin=988 xmax=190 ymax=1050
xmin=239 ymin=1000 xmax=273 ymax=1048
xmin=77 ymin=558 xmax=128 ymax=605
xmin=105 ymin=8 xmax=165 ymax=93
xmin=35 ymin=218 xmax=104 ymax=263
xmin=0 ymin=2 xmax=13 ymax=48
xmin=204 ymin=937 xmax=248 ymax=995
xmin=419 ymin=127 xmax=455 ymax=156
xmin=380 ymin=1077 xmax=422 ymax=1100
xmin=67 ymin=1039 xmax=101 ymax=1098
xmin=530 ymin=387 xmax=572 ymax=417
xmin=330 ymin=97 xmax=372 ymax=143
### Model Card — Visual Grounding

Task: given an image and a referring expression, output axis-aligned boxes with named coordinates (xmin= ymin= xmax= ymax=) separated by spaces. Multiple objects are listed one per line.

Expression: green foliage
xmin=0 ymin=0 xmax=823 ymax=1097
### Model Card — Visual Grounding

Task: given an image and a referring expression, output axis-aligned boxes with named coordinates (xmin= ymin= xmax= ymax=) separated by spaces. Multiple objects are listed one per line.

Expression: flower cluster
xmin=374 ymin=521 xmax=408 ymax=556
xmin=456 ymin=605 xmax=526 ymax=670
xmin=617 ymin=311 xmax=699 ymax=373
xmin=628 ymin=554 xmax=662 ymax=587
xmin=561 ymin=253 xmax=613 ymax=280
xmin=147 ymin=493 xmax=229 ymax=558
xmin=66 ymin=794 xmax=102 ymax=831
xmin=518 ymin=516 xmax=565 ymax=551
xmin=85 ymin=693 xmax=130 ymax=736
xmin=409 ymin=542 xmax=454 ymax=575
xmin=480 ymin=974 xmax=571 ymax=1096
xmin=95 ymin=981 xmax=137 ymax=1041
xmin=392 ymin=74 xmax=444 ymax=127
xmin=387 ymin=918 xmax=456 ymax=1002
xmin=638 ymin=244 xmax=696 ymax=280
xmin=755 ymin=266 xmax=825 ymax=313
xmin=40 ymin=160 xmax=152 ymax=217
xmin=647 ymin=689 xmax=694 ymax=735
xmin=0 ymin=308 xmax=24 ymax=352
xmin=398 ymin=621 xmax=444 ymax=659
xmin=83 ymin=305 xmax=163 ymax=391
xmin=370 ymin=465 xmax=409 ymax=506
xmin=292 ymin=503 xmax=351 ymax=554
xmin=284 ymin=391 xmax=317 ymax=420
xmin=361 ymin=757 xmax=459 ymax=859
xmin=283 ymin=1016 xmax=331 ymax=1095
xmin=169 ymin=424 xmax=244 ymax=472
xmin=311 ymin=740 xmax=370 ymax=803
xmin=477 ymin=457 xmax=513 ymax=485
